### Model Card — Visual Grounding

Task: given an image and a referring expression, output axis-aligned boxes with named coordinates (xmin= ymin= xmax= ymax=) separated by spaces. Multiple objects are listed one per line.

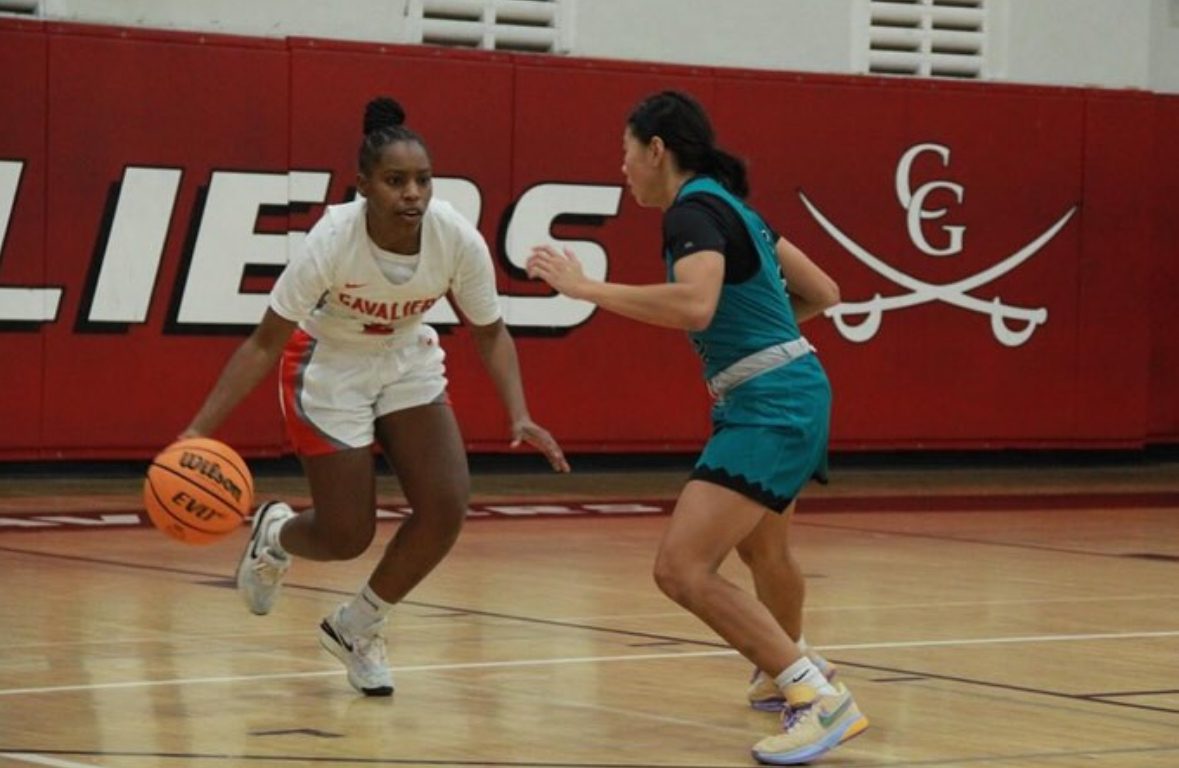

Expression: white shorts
xmin=279 ymin=326 xmax=448 ymax=456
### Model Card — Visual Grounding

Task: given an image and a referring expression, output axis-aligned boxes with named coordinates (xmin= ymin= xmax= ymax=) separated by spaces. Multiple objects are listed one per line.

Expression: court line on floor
xmin=556 ymin=591 xmax=1179 ymax=621
xmin=0 ymin=545 xmax=732 ymax=651
xmin=13 ymin=539 xmax=1178 ymax=658
xmin=839 ymin=657 xmax=1179 ymax=717
xmin=4 ymin=744 xmax=1179 ymax=768
xmin=1 ymin=490 xmax=1175 ymax=524
xmin=7 ymin=589 xmax=1178 ymax=653
xmin=797 ymin=518 xmax=1179 ymax=560
xmin=4 ymin=628 xmax=1179 ymax=698
xmin=7 ymin=539 xmax=1178 ymax=646
xmin=0 ymin=649 xmax=737 ymax=697
xmin=0 ymin=751 xmax=745 ymax=768
xmin=0 ymin=754 xmax=104 ymax=768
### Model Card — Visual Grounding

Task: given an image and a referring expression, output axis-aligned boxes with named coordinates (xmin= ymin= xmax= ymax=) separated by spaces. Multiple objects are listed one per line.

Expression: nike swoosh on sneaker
xmin=321 ymin=621 xmax=354 ymax=653
xmin=818 ymin=696 xmax=854 ymax=728
xmin=249 ymin=507 xmax=270 ymax=559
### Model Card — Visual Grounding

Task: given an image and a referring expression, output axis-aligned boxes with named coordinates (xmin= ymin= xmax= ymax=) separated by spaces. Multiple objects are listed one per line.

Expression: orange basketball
xmin=143 ymin=437 xmax=254 ymax=545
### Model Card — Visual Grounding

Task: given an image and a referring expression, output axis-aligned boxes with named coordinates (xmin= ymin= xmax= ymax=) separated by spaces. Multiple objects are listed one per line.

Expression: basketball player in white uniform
xmin=182 ymin=97 xmax=569 ymax=696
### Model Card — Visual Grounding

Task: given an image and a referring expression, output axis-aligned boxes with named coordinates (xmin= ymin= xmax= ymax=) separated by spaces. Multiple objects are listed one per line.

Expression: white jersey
xmin=270 ymin=198 xmax=501 ymax=344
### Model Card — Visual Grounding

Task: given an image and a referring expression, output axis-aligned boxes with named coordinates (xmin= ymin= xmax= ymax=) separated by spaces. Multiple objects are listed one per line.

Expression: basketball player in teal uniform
xmin=527 ymin=90 xmax=868 ymax=765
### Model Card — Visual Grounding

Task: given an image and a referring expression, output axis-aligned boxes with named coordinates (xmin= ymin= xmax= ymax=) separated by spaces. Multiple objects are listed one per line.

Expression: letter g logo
xmin=895 ymin=143 xmax=965 ymax=257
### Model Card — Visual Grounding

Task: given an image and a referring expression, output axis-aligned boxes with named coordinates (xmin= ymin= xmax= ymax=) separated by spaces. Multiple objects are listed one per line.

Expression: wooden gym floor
xmin=1 ymin=453 xmax=1178 ymax=767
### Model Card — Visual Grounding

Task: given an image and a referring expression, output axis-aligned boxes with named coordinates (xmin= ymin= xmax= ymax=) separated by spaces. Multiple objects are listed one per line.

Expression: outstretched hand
xmin=511 ymin=417 xmax=571 ymax=473
xmin=526 ymin=245 xmax=588 ymax=298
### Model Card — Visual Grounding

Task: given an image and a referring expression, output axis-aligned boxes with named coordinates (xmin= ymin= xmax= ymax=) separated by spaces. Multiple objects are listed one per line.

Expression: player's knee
xmin=739 ymin=538 xmax=790 ymax=570
xmin=652 ymin=554 xmax=694 ymax=605
xmin=312 ymin=519 xmax=375 ymax=560
xmin=327 ymin=533 xmax=373 ymax=560
xmin=427 ymin=513 xmax=464 ymax=552
xmin=421 ymin=494 xmax=468 ymax=535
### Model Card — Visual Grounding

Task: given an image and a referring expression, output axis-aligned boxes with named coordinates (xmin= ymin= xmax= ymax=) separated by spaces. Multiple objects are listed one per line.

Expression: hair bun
xmin=363 ymin=97 xmax=406 ymax=135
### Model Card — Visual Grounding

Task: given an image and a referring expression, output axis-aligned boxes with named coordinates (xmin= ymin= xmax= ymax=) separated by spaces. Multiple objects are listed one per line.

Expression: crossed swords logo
xmin=802 ymin=143 xmax=1078 ymax=348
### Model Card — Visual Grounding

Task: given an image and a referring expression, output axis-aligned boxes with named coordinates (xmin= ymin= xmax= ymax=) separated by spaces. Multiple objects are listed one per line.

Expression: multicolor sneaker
xmin=751 ymin=683 xmax=869 ymax=765
xmin=747 ymin=649 xmax=838 ymax=712
xmin=236 ymin=501 xmax=295 ymax=616
xmin=318 ymin=605 xmax=394 ymax=697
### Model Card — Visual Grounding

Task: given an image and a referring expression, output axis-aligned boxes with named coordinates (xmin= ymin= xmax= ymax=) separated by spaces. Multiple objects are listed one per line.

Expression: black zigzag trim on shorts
xmin=691 ymin=464 xmax=793 ymax=513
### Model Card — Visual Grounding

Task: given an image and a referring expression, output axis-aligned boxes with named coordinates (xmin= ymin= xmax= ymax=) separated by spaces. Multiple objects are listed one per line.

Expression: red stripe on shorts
xmin=280 ymin=329 xmax=344 ymax=457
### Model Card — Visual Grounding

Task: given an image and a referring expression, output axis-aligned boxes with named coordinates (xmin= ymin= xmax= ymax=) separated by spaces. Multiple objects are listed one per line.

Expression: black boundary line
xmin=2 ymin=540 xmax=1177 ymax=721
xmin=2 ymin=490 xmax=1179 ymax=520
xmin=2 ymin=517 xmax=1178 ymax=721
xmin=793 ymin=519 xmax=1179 ymax=561
xmin=0 ymin=544 xmax=727 ymax=649
xmin=1081 ymin=688 xmax=1179 ymax=698
xmin=836 ymin=659 xmax=1179 ymax=716
xmin=264 ymin=578 xmax=732 ymax=649
xmin=0 ymin=500 xmax=676 ymax=533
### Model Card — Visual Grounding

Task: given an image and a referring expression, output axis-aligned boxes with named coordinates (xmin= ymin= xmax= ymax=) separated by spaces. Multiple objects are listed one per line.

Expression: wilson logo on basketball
xmin=179 ymin=452 xmax=245 ymax=502
xmin=145 ymin=438 xmax=252 ymax=545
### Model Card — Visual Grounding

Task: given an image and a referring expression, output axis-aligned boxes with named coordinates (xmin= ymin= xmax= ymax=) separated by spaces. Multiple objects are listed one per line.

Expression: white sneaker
xmin=235 ymin=501 xmax=295 ymax=616
xmin=752 ymin=683 xmax=869 ymax=765
xmin=318 ymin=604 xmax=395 ymax=696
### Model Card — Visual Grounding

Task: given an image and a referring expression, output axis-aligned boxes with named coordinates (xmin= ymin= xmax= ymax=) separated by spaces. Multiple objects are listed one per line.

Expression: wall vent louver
xmin=0 ymin=0 xmax=40 ymax=15
xmin=867 ymin=0 xmax=986 ymax=78
xmin=407 ymin=0 xmax=569 ymax=53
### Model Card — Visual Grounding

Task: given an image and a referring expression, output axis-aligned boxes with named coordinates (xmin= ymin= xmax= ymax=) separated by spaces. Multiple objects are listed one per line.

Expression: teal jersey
xmin=664 ymin=176 xmax=801 ymax=380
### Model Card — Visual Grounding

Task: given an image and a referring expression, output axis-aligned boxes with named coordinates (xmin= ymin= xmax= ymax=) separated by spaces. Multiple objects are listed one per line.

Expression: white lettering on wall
xmin=0 ymin=160 xmax=63 ymax=323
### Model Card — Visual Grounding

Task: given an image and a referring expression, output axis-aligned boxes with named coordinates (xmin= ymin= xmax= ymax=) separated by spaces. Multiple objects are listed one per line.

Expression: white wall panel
xmin=8 ymin=0 xmax=1176 ymax=93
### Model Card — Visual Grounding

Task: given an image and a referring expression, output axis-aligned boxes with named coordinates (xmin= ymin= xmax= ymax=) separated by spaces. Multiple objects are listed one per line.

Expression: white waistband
xmin=303 ymin=323 xmax=439 ymax=351
xmin=707 ymin=337 xmax=814 ymax=400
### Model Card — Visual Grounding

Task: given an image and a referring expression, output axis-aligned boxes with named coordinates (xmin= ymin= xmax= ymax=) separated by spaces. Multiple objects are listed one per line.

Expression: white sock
xmin=775 ymin=656 xmax=837 ymax=696
xmin=339 ymin=584 xmax=393 ymax=632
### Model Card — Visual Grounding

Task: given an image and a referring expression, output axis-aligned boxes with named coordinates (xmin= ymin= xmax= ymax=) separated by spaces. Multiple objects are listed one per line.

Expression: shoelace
xmin=251 ymin=550 xmax=288 ymax=585
xmin=353 ymin=634 xmax=388 ymax=668
xmin=782 ymin=703 xmax=814 ymax=732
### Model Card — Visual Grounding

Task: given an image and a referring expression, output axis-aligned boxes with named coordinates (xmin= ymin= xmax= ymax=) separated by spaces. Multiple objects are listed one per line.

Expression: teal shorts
xmin=691 ymin=355 xmax=831 ymax=512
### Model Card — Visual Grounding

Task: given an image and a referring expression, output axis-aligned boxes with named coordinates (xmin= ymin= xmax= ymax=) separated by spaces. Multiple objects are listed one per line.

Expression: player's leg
xmin=738 ymin=505 xmax=805 ymax=638
xmin=654 ymin=480 xmax=799 ymax=674
xmin=236 ymin=447 xmax=377 ymax=616
xmin=317 ymin=400 xmax=468 ymax=697
xmin=369 ymin=400 xmax=469 ymax=602
xmin=737 ymin=504 xmax=837 ymax=711
xmin=236 ymin=333 xmax=381 ymax=616
xmin=681 ymin=420 xmax=864 ymax=764
xmin=658 ymin=487 xmax=865 ymax=765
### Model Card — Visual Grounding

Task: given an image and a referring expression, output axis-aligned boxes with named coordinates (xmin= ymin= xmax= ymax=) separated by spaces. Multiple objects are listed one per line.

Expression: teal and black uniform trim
xmin=665 ymin=176 xmax=831 ymax=512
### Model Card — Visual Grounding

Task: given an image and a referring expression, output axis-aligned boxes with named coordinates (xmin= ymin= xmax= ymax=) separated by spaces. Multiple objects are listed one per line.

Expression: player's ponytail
xmin=627 ymin=90 xmax=750 ymax=198
xmin=358 ymin=96 xmax=429 ymax=175
xmin=364 ymin=96 xmax=407 ymax=134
